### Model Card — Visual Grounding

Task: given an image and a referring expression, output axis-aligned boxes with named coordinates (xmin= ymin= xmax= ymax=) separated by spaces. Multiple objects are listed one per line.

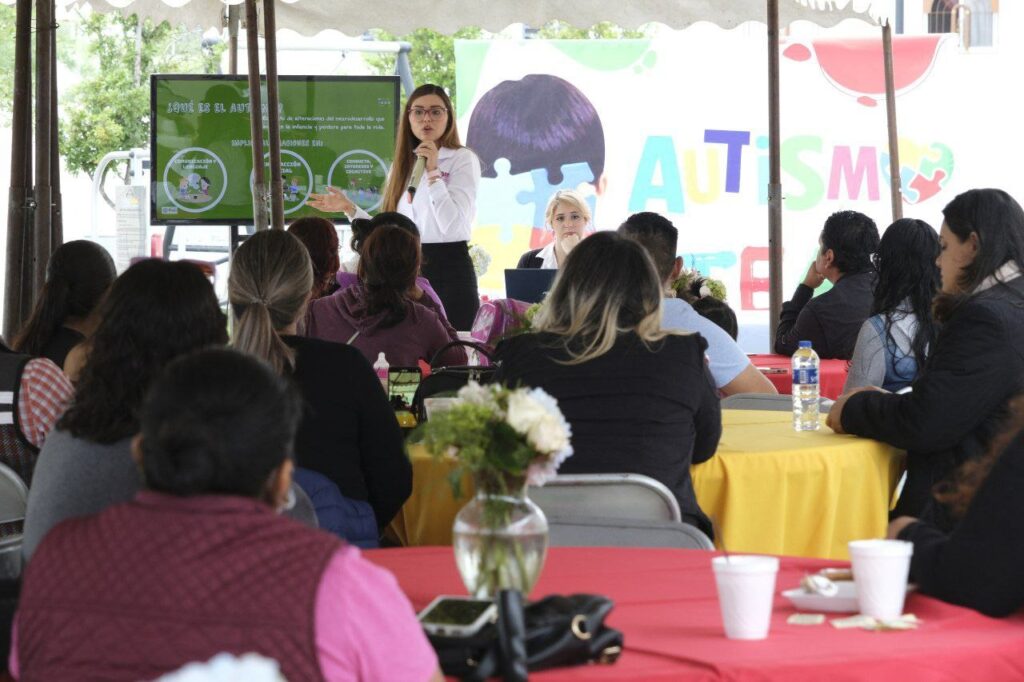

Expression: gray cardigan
xmin=22 ymin=429 xmax=139 ymax=562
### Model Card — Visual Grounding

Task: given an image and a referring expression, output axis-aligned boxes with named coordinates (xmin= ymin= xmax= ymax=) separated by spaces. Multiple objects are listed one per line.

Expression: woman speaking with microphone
xmin=308 ymin=84 xmax=481 ymax=329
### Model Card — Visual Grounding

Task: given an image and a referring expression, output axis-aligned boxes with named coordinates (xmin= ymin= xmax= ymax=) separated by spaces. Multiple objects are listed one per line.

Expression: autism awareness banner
xmin=151 ymin=76 xmax=399 ymax=224
xmin=455 ymin=28 xmax=1021 ymax=350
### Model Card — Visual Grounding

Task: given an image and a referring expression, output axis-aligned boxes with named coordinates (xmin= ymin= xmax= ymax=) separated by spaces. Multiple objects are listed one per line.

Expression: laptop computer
xmin=504 ymin=268 xmax=558 ymax=304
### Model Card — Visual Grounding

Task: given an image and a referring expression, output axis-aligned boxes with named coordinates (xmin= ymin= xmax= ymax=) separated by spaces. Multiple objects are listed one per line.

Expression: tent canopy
xmin=32 ymin=0 xmax=885 ymax=34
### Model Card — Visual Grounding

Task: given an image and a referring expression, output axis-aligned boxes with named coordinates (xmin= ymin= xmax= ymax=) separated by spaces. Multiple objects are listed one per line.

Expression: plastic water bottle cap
xmin=798 ymin=340 xmax=812 ymax=349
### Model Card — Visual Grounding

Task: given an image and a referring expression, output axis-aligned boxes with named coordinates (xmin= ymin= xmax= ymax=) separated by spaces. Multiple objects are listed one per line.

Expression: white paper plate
xmin=782 ymin=581 xmax=859 ymax=613
xmin=783 ymin=582 xmax=916 ymax=613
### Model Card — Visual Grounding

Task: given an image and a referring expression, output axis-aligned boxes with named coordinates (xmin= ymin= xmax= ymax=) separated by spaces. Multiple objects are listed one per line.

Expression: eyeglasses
xmin=410 ymin=107 xmax=448 ymax=121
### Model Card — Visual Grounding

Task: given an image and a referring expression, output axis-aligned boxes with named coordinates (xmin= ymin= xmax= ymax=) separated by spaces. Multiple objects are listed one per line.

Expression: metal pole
xmin=767 ymin=0 xmax=784 ymax=346
xmin=4 ymin=0 xmax=34 ymax=339
xmin=50 ymin=28 xmax=63 ymax=247
xmin=228 ymin=4 xmax=240 ymax=75
xmin=262 ymin=0 xmax=285 ymax=229
xmin=32 ymin=0 xmax=55 ymax=297
xmin=244 ymin=0 xmax=270 ymax=230
xmin=882 ymin=21 xmax=903 ymax=221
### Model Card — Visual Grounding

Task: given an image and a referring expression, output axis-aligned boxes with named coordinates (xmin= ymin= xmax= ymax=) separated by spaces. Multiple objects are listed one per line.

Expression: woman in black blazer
xmin=516 ymin=189 xmax=591 ymax=269
xmin=828 ymin=188 xmax=1024 ymax=520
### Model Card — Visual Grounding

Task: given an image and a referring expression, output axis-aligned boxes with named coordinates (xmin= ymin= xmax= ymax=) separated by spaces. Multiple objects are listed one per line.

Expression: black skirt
xmin=421 ymin=241 xmax=480 ymax=331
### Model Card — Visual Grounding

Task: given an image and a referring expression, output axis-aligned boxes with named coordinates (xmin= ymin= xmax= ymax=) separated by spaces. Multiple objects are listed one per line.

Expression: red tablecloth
xmin=750 ymin=354 xmax=850 ymax=400
xmin=366 ymin=546 xmax=1024 ymax=681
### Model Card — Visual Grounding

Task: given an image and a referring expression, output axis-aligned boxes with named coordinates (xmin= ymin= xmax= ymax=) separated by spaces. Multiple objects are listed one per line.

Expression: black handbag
xmin=428 ymin=592 xmax=624 ymax=681
xmin=412 ymin=340 xmax=498 ymax=420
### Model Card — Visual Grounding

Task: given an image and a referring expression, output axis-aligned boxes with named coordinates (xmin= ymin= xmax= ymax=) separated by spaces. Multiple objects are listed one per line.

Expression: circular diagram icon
xmin=327 ymin=150 xmax=389 ymax=213
xmin=250 ymin=150 xmax=315 ymax=215
xmin=163 ymin=147 xmax=228 ymax=213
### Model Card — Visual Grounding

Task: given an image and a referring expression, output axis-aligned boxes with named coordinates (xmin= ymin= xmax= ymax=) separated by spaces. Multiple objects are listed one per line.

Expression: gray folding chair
xmin=283 ymin=482 xmax=319 ymax=529
xmin=0 ymin=463 xmax=29 ymax=579
xmin=529 ymin=473 xmax=681 ymax=523
xmin=721 ymin=393 xmax=793 ymax=411
xmin=547 ymin=516 xmax=714 ymax=550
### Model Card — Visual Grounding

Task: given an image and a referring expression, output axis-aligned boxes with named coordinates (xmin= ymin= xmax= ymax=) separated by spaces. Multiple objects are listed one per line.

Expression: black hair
xmin=820 ymin=210 xmax=880 ymax=275
xmin=349 ymin=211 xmax=420 ymax=254
xmin=692 ymin=297 xmax=739 ymax=341
xmin=935 ymin=188 xmax=1024 ymax=322
xmin=59 ymin=259 xmax=228 ymax=443
xmin=466 ymin=74 xmax=605 ymax=186
xmin=139 ymin=348 xmax=300 ymax=498
xmin=871 ymin=218 xmax=940 ymax=378
xmin=358 ymin=225 xmax=420 ymax=329
xmin=618 ymin=212 xmax=679 ymax=282
xmin=13 ymin=240 xmax=116 ymax=357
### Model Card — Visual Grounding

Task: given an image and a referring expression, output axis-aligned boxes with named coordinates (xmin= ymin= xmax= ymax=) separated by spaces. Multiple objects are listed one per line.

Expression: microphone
xmin=408 ymin=156 xmax=426 ymax=200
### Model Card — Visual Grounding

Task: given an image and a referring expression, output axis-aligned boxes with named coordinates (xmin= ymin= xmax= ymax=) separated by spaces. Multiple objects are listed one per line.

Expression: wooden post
xmin=244 ymin=0 xmax=270 ymax=231
xmin=767 ymin=0 xmax=784 ymax=347
xmin=50 ymin=29 xmax=63 ymax=248
xmin=228 ymin=4 xmax=240 ymax=75
xmin=882 ymin=21 xmax=903 ymax=221
xmin=3 ymin=0 xmax=34 ymax=339
xmin=32 ymin=0 xmax=55 ymax=296
xmin=262 ymin=0 xmax=285 ymax=229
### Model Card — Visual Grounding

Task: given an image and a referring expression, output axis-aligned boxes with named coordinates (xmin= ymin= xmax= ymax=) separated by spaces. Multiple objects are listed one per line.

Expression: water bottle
xmin=373 ymin=352 xmax=389 ymax=395
xmin=792 ymin=340 xmax=820 ymax=431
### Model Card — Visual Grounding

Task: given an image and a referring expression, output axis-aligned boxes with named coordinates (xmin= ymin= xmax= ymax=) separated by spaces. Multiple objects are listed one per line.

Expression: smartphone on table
xmin=388 ymin=366 xmax=422 ymax=412
xmin=418 ymin=595 xmax=497 ymax=637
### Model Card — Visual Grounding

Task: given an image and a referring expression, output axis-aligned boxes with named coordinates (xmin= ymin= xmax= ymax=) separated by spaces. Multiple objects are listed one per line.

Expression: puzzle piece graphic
xmin=909 ymin=168 xmax=947 ymax=204
xmin=475 ymin=158 xmax=536 ymax=244
xmin=919 ymin=143 xmax=954 ymax=180
xmin=879 ymin=153 xmax=921 ymax=203
xmin=515 ymin=161 xmax=598 ymax=230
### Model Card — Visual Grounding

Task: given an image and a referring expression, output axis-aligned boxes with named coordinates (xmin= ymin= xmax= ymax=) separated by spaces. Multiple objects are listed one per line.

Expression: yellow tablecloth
xmin=387 ymin=410 xmax=905 ymax=560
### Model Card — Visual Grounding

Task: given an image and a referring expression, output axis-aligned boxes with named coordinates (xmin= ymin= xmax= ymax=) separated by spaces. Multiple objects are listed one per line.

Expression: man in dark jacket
xmin=774 ymin=210 xmax=879 ymax=359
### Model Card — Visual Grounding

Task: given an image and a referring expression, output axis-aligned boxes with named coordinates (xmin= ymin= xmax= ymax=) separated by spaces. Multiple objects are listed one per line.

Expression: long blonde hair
xmin=533 ymin=231 xmax=673 ymax=364
xmin=381 ymin=84 xmax=462 ymax=213
xmin=228 ymin=230 xmax=313 ymax=374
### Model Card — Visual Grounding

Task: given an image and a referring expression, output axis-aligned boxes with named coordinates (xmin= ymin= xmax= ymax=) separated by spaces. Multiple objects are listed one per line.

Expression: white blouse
xmin=355 ymin=146 xmax=480 ymax=244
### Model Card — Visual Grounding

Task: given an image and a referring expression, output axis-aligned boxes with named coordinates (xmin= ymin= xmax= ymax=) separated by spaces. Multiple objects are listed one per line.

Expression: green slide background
xmin=151 ymin=76 xmax=398 ymax=224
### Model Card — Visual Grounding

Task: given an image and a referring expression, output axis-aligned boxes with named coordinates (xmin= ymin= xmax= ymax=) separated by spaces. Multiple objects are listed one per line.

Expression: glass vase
xmin=452 ymin=478 xmax=549 ymax=598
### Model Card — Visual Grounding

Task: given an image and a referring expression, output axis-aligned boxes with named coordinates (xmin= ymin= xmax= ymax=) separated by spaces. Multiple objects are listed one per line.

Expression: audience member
xmin=494 ymin=231 xmax=722 ymax=538
xmin=13 ymin=240 xmax=116 ymax=371
xmin=517 ymin=189 xmax=591 ymax=268
xmin=619 ymin=212 xmax=776 ymax=396
xmin=305 ymin=225 xmax=466 ymax=368
xmin=775 ymin=210 xmax=879 ymax=358
xmin=287 ymin=216 xmax=340 ymax=299
xmin=829 ymin=189 xmax=1024 ymax=519
xmin=844 ymin=219 xmax=940 ymax=392
xmin=12 ymin=348 xmax=440 ymax=681
xmin=335 ymin=211 xmax=448 ymax=319
xmin=0 ymin=341 xmax=72 ymax=486
xmin=21 ymin=260 xmax=228 ymax=561
xmin=231 ymin=230 xmax=411 ymax=530
xmin=692 ymin=294 xmax=739 ymax=341
xmin=888 ymin=397 xmax=1024 ymax=617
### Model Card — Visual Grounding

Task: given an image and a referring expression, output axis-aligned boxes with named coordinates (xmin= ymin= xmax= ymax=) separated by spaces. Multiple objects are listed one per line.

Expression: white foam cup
xmin=848 ymin=539 xmax=913 ymax=621
xmin=422 ymin=397 xmax=459 ymax=421
xmin=711 ymin=555 xmax=780 ymax=640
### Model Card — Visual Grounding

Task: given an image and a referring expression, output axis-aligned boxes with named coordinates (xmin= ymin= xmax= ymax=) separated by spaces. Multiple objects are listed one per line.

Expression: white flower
xmin=458 ymin=381 xmax=498 ymax=409
xmin=506 ymin=390 xmax=550 ymax=436
xmin=468 ymin=243 xmax=492 ymax=277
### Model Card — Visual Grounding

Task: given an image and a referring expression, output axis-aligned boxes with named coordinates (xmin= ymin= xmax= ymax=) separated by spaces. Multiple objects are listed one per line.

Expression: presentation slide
xmin=150 ymin=75 xmax=399 ymax=225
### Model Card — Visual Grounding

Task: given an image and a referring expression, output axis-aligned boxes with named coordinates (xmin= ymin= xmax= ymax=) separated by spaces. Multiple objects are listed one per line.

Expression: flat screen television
xmin=150 ymin=74 xmax=399 ymax=225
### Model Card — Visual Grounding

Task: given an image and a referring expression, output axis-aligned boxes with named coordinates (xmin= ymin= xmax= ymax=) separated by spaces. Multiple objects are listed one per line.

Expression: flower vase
xmin=452 ymin=477 xmax=549 ymax=598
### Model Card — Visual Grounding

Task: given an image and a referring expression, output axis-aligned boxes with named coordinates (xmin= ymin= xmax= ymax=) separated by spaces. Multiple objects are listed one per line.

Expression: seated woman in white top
xmin=844 ymin=218 xmax=940 ymax=393
xmin=517 ymin=189 xmax=592 ymax=269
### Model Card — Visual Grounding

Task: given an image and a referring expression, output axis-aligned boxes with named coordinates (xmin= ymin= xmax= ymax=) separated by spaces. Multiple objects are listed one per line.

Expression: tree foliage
xmin=365 ymin=22 xmax=647 ymax=101
xmin=60 ymin=12 xmax=223 ymax=178
xmin=0 ymin=5 xmax=16 ymax=125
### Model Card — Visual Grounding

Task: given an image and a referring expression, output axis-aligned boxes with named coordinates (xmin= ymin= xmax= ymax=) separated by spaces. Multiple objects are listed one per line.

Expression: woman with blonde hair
xmin=517 ymin=189 xmax=593 ymax=269
xmin=229 ymin=230 xmax=410 ymax=531
xmin=308 ymin=84 xmax=481 ymax=329
xmin=494 ymin=231 xmax=721 ymax=538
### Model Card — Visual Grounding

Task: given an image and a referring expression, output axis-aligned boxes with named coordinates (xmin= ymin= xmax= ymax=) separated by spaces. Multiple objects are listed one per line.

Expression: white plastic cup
xmin=422 ymin=397 xmax=459 ymax=421
xmin=848 ymin=539 xmax=913 ymax=620
xmin=711 ymin=555 xmax=780 ymax=640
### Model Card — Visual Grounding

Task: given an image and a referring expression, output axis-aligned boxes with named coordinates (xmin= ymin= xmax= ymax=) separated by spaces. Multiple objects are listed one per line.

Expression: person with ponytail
xmin=308 ymin=84 xmax=482 ymax=330
xmin=13 ymin=240 xmax=116 ymax=371
xmin=12 ymin=349 xmax=442 ymax=681
xmin=305 ymin=224 xmax=466 ymax=368
xmin=22 ymin=259 xmax=228 ymax=561
xmin=229 ymin=230 xmax=410 ymax=532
